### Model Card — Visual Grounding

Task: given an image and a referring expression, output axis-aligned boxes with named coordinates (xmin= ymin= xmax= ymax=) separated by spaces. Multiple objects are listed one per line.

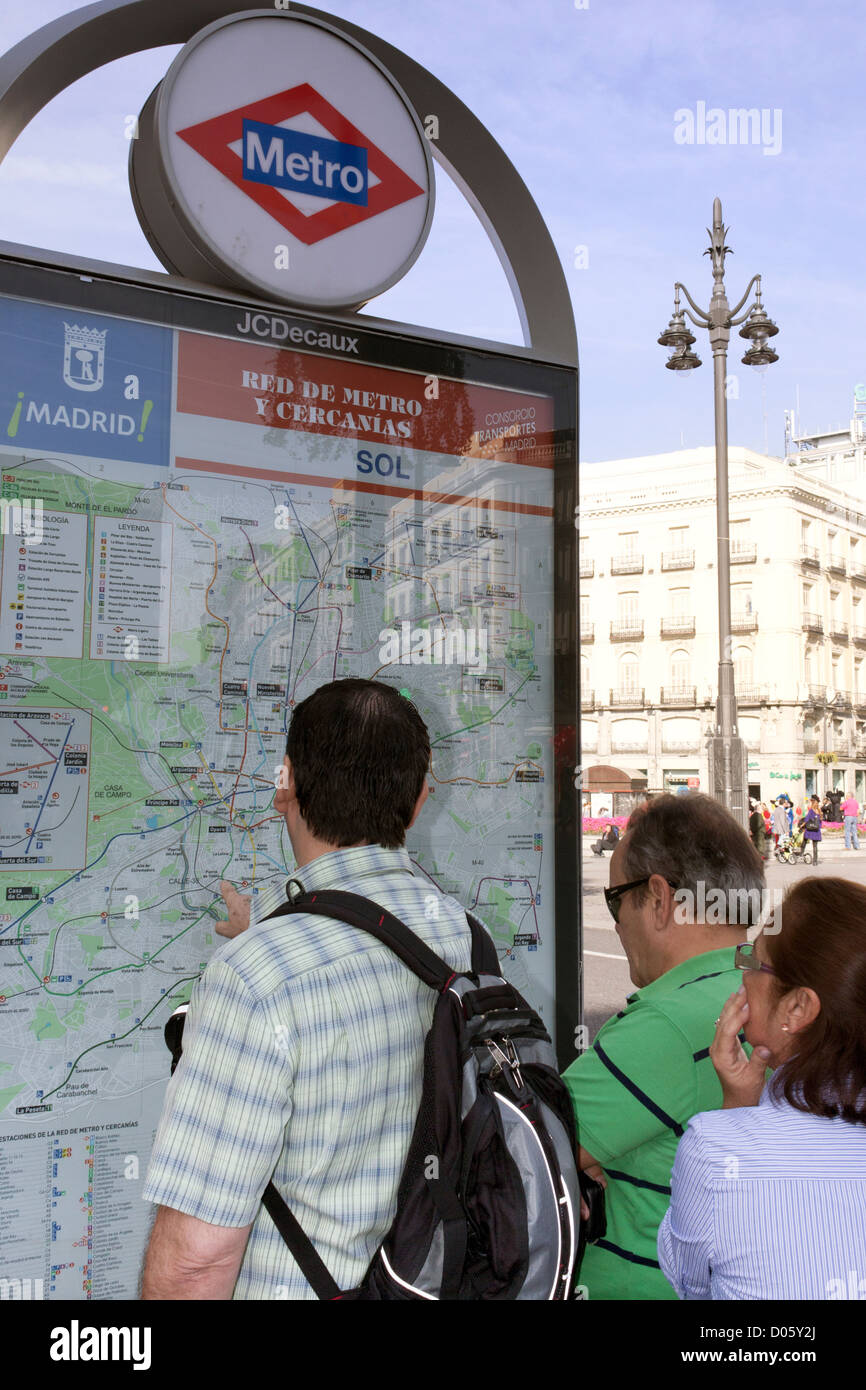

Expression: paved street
xmin=581 ymin=836 xmax=866 ymax=1041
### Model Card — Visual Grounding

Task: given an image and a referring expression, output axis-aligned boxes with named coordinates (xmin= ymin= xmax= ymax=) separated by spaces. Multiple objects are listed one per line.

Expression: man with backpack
xmin=591 ymin=818 xmax=620 ymax=856
xmin=140 ymin=678 xmax=579 ymax=1300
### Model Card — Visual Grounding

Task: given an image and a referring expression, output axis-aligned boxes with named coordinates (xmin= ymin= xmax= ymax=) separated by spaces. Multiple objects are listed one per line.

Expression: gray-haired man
xmin=564 ymin=793 xmax=765 ymax=1300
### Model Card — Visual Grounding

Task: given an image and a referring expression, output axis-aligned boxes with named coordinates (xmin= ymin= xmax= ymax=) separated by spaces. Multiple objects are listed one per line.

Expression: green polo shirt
xmin=564 ymin=948 xmax=742 ymax=1301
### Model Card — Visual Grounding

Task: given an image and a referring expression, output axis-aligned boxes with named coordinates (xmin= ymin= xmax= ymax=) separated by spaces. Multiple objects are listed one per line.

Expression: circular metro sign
xmin=130 ymin=9 xmax=434 ymax=311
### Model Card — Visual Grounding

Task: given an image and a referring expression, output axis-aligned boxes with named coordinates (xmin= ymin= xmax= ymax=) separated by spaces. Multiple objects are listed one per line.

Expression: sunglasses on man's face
xmin=604 ymin=876 xmax=677 ymax=924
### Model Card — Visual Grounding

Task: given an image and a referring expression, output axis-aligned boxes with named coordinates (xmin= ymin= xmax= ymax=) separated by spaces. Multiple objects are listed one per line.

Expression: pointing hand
xmin=216 ymin=881 xmax=252 ymax=939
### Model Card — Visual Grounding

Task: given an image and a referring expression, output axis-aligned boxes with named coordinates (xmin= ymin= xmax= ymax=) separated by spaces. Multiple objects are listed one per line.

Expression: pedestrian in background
xmin=799 ymin=795 xmax=822 ymax=865
xmin=772 ymin=799 xmax=787 ymax=848
xmin=749 ymin=801 xmax=769 ymax=860
xmin=841 ymin=790 xmax=861 ymax=851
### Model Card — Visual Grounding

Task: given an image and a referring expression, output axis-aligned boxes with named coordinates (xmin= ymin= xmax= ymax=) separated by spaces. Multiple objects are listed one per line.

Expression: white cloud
xmin=0 ymin=155 xmax=125 ymax=190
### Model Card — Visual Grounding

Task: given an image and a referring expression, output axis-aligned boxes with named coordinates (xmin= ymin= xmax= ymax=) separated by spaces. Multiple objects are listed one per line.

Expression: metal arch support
xmin=0 ymin=0 xmax=577 ymax=367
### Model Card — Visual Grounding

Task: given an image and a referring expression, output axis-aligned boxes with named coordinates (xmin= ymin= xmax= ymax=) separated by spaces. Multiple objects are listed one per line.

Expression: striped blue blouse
xmin=658 ymin=1085 xmax=866 ymax=1300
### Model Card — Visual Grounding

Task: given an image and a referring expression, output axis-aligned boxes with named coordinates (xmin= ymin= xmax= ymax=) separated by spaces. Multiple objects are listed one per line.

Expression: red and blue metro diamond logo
xmin=176 ymin=84 xmax=426 ymax=247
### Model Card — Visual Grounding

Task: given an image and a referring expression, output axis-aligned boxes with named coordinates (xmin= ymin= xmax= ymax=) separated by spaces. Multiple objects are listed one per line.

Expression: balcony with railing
xmin=611 ymin=740 xmax=649 ymax=753
xmin=580 ymin=689 xmax=595 ymax=711
xmin=659 ymin=685 xmax=697 ymax=706
xmin=730 ymin=541 xmax=757 ymax=564
xmin=661 ymin=739 xmax=701 ymax=753
xmin=731 ymin=611 xmax=758 ymax=633
xmin=609 ymin=687 xmax=645 ymax=707
xmin=579 ymin=557 xmax=594 ymax=579
xmin=610 ymin=553 xmax=644 ymax=575
xmin=827 ymin=554 xmax=847 ymax=576
xmin=580 ymin=621 xmax=594 ymax=643
xmin=736 ymin=684 xmax=767 ymax=704
xmin=831 ymin=690 xmax=853 ymax=712
xmin=853 ymin=626 xmax=866 ymax=645
xmin=829 ymin=619 xmax=849 ymax=641
xmin=801 ymin=545 xmax=821 ymax=566
xmin=661 ymin=549 xmax=695 ymax=571
xmin=833 ymin=741 xmax=854 ymax=760
xmin=802 ymin=611 xmax=824 ymax=634
xmin=850 ymin=561 xmax=866 ymax=583
xmin=856 ymin=740 xmax=866 ymax=761
xmin=803 ymin=737 xmax=819 ymax=755
xmin=610 ymin=619 xmax=644 ymax=641
xmin=660 ymin=616 xmax=696 ymax=638
xmin=854 ymin=693 xmax=866 ymax=716
xmin=804 ymin=683 xmax=828 ymax=706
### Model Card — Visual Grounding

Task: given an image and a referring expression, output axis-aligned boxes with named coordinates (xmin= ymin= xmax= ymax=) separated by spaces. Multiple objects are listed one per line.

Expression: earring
xmin=781 ymin=1024 xmax=789 ymax=1031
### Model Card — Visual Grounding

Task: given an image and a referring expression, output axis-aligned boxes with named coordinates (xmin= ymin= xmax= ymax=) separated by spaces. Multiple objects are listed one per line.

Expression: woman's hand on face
xmin=709 ymin=986 xmax=772 ymax=1109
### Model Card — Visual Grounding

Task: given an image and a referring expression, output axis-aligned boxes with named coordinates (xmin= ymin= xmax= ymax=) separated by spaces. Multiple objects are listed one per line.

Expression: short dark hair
xmin=285 ymin=679 xmax=430 ymax=848
xmin=766 ymin=878 xmax=866 ymax=1124
xmin=621 ymin=792 xmax=764 ymax=918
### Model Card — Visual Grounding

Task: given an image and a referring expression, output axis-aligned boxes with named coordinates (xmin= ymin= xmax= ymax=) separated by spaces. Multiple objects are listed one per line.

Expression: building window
xmin=732 ymin=583 xmax=753 ymax=616
xmin=670 ymin=648 xmax=691 ymax=687
xmin=669 ymin=587 xmax=690 ymax=616
xmin=619 ymin=531 xmax=638 ymax=556
xmin=734 ymin=646 xmax=754 ymax=686
xmin=619 ymin=652 xmax=639 ymax=692
xmin=618 ymin=591 xmax=639 ymax=620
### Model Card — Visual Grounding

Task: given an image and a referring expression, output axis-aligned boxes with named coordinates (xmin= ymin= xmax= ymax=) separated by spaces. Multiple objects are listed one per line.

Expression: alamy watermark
xmin=674 ymin=102 xmax=782 ymax=157
xmin=0 ymin=1274 xmax=43 ymax=1299
xmin=378 ymin=619 xmax=488 ymax=672
xmin=673 ymin=883 xmax=783 ymax=931
xmin=0 ymin=496 xmax=43 ymax=544
xmin=49 ymin=1321 xmax=151 ymax=1370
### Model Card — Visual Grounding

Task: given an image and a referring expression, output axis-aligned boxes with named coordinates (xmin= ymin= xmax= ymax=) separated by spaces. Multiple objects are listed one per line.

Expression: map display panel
xmin=0 ymin=288 xmax=571 ymax=1300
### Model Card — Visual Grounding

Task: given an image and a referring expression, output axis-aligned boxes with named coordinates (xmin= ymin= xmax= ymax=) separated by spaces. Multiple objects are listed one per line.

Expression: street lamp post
xmin=658 ymin=197 xmax=779 ymax=828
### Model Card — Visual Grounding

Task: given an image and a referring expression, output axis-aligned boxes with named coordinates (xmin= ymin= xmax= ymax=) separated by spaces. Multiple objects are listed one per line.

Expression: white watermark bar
xmin=0 ymin=496 xmax=44 ymax=544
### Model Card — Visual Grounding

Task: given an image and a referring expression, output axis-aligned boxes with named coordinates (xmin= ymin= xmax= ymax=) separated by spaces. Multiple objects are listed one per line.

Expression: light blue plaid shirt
xmin=142 ymin=845 xmax=474 ymax=1299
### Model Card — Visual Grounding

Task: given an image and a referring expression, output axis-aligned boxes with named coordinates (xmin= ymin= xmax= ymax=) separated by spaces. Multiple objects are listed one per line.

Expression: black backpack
xmin=165 ymin=889 xmax=586 ymax=1299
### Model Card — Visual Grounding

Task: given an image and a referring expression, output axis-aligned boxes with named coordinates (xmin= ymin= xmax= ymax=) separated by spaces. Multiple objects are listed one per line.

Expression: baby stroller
xmin=775 ymin=826 xmax=806 ymax=864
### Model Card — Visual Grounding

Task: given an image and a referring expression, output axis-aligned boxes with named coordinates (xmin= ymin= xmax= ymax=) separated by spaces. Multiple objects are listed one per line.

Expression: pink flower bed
xmin=582 ymin=818 xmax=866 ymax=835
xmin=582 ymin=817 xmax=629 ymax=834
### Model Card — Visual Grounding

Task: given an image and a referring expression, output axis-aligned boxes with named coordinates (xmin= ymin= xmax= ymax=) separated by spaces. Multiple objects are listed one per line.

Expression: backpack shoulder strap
xmin=265 ymin=889 xmax=457 ymax=991
xmin=261 ymin=1182 xmax=342 ymax=1301
xmin=254 ymin=887 xmax=484 ymax=1296
xmin=466 ymin=910 xmax=500 ymax=976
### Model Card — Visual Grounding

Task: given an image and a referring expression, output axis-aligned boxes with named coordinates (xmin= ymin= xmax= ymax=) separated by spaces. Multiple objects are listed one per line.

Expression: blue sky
xmin=0 ymin=0 xmax=863 ymax=462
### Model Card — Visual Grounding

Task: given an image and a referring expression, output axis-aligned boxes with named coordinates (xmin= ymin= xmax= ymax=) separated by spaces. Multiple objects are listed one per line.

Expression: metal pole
xmin=712 ymin=345 xmax=736 ymax=814
xmin=661 ymin=197 xmax=773 ymax=828
xmin=707 ymin=198 xmax=736 ymax=816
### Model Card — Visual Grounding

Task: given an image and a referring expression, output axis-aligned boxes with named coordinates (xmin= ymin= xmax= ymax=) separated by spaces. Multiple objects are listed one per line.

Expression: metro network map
xmin=0 ymin=296 xmax=558 ymax=1298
